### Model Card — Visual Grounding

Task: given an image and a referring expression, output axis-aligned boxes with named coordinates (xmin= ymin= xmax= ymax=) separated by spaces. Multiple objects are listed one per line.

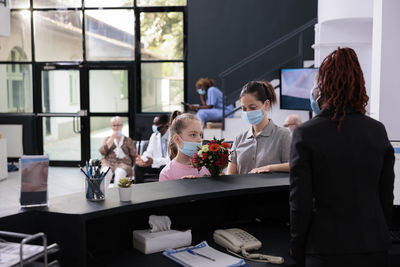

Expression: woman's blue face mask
xmin=309 ymin=89 xmax=321 ymax=115
xmin=242 ymin=109 xmax=265 ymax=125
xmin=197 ymin=89 xmax=206 ymax=95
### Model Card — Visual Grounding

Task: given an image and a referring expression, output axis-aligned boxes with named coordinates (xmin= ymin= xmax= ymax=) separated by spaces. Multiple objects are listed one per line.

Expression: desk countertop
xmin=0 ymin=172 xmax=289 ymax=219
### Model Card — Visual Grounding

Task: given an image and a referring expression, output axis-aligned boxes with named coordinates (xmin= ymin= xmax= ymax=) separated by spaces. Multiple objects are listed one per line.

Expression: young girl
xmin=159 ymin=113 xmax=210 ymax=181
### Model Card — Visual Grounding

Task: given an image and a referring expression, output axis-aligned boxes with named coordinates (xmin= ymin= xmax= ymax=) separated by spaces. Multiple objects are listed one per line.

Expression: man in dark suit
xmin=289 ymin=47 xmax=395 ymax=267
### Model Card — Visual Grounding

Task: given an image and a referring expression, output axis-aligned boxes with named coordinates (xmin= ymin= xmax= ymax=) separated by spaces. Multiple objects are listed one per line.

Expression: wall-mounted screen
xmin=280 ymin=68 xmax=318 ymax=111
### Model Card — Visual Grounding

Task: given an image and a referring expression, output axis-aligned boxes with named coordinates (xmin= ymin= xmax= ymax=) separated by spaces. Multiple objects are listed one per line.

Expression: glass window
xmin=33 ymin=0 xmax=81 ymax=8
xmin=137 ymin=0 xmax=186 ymax=6
xmin=90 ymin=116 xmax=129 ymax=159
xmin=0 ymin=64 xmax=33 ymax=113
xmin=0 ymin=11 xmax=32 ymax=62
xmin=10 ymin=0 xmax=30 ymax=8
xmin=41 ymin=70 xmax=80 ymax=113
xmin=85 ymin=10 xmax=135 ymax=61
xmin=140 ymin=12 xmax=183 ymax=60
xmin=89 ymin=70 xmax=129 ymax=113
xmin=34 ymin=11 xmax=83 ymax=62
xmin=85 ymin=0 xmax=133 ymax=8
xmin=43 ymin=117 xmax=81 ymax=161
xmin=141 ymin=62 xmax=183 ymax=112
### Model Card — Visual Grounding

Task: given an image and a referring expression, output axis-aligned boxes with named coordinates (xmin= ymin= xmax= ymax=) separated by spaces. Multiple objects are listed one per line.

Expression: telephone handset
xmin=213 ymin=228 xmax=284 ymax=264
xmin=213 ymin=228 xmax=261 ymax=252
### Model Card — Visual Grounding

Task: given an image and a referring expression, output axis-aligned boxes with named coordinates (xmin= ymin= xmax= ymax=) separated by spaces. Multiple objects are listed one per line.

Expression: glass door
xmin=37 ymin=65 xmax=87 ymax=166
xmin=87 ymin=65 xmax=133 ymax=160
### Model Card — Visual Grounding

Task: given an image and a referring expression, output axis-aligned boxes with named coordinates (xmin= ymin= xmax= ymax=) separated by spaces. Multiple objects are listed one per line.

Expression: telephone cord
xmin=225 ymin=248 xmax=284 ymax=264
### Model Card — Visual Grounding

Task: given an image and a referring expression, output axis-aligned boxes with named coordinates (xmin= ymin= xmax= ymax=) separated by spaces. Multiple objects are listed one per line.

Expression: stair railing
xmin=219 ymin=18 xmax=318 ymax=130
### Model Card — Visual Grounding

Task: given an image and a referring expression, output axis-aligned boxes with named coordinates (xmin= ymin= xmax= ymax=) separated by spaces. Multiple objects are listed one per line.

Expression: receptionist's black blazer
xmin=289 ymin=107 xmax=395 ymax=262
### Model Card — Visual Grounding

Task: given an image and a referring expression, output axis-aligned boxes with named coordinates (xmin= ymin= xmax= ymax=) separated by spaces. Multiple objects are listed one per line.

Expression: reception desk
xmin=0 ymin=173 xmax=399 ymax=267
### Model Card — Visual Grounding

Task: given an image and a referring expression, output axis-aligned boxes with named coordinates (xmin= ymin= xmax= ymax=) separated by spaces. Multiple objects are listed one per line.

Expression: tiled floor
xmin=0 ymin=167 xmax=84 ymax=205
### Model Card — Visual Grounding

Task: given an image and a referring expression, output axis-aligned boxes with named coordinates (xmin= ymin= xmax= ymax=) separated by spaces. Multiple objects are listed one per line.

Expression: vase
xmin=118 ymin=187 xmax=132 ymax=202
xmin=208 ymin=168 xmax=221 ymax=177
xmin=85 ymin=177 xmax=105 ymax=201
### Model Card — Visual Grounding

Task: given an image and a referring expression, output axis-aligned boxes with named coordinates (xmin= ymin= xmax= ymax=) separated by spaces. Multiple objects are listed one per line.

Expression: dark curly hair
xmin=318 ymin=47 xmax=369 ymax=129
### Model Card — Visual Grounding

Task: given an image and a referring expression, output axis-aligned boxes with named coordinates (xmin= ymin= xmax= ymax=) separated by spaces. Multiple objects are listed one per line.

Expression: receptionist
xmin=227 ymin=81 xmax=291 ymax=174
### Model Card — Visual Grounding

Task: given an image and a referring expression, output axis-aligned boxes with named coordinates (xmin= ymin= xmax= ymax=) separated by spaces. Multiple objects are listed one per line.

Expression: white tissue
xmin=149 ymin=215 xmax=171 ymax=232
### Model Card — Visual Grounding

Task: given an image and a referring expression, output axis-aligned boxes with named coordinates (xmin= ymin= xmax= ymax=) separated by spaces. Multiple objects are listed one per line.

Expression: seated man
xmin=283 ymin=114 xmax=302 ymax=133
xmin=134 ymin=114 xmax=170 ymax=183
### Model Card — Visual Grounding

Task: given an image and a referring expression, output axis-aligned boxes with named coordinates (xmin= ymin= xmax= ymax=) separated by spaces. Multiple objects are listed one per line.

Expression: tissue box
xmin=133 ymin=229 xmax=192 ymax=254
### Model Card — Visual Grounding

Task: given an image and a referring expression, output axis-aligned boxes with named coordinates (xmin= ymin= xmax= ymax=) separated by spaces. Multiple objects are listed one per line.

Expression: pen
xmin=101 ymin=167 xmax=111 ymax=178
xmin=78 ymin=166 xmax=90 ymax=179
xmin=188 ymin=249 xmax=215 ymax=262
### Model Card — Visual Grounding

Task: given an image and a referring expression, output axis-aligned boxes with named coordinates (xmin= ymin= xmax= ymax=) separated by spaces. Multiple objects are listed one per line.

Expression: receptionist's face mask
xmin=242 ymin=109 xmax=265 ymax=125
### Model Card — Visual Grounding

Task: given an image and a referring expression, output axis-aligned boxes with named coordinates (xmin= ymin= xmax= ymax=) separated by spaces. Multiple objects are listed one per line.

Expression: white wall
xmin=316 ymin=0 xmax=400 ymax=139
xmin=370 ymin=0 xmax=400 ymax=140
xmin=318 ymin=0 xmax=373 ymax=22
xmin=315 ymin=0 xmax=373 ymax=104
xmin=0 ymin=1 xmax=10 ymax=37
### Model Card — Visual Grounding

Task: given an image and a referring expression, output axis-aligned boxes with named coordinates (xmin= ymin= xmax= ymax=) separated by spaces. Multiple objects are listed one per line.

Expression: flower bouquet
xmin=191 ymin=138 xmax=232 ymax=177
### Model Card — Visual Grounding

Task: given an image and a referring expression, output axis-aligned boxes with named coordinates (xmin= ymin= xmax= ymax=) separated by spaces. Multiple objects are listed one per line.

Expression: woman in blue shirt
xmin=187 ymin=78 xmax=233 ymax=124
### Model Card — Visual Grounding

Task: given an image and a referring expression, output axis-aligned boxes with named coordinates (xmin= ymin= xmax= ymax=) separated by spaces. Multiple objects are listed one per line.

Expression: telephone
xmin=213 ymin=228 xmax=284 ymax=264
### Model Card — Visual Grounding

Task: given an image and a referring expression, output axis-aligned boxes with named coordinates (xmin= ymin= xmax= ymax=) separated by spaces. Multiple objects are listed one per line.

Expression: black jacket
xmin=289 ymin=108 xmax=395 ymax=262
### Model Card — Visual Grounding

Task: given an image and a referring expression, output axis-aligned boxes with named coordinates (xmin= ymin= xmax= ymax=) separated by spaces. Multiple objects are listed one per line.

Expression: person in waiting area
xmin=227 ymin=81 xmax=291 ymax=174
xmin=134 ymin=114 xmax=170 ymax=183
xmin=290 ymin=47 xmax=394 ymax=266
xmin=159 ymin=113 xmax=210 ymax=181
xmin=99 ymin=116 xmax=136 ymax=187
xmin=186 ymin=78 xmax=234 ymax=125
xmin=283 ymin=114 xmax=302 ymax=133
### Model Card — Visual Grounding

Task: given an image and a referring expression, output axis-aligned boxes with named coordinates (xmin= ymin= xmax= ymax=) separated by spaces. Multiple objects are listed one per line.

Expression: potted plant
xmin=118 ymin=177 xmax=133 ymax=202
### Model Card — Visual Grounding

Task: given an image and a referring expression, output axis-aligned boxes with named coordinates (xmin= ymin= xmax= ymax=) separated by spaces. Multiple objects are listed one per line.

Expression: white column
xmin=370 ymin=0 xmax=400 ymax=140
xmin=0 ymin=0 xmax=10 ymax=36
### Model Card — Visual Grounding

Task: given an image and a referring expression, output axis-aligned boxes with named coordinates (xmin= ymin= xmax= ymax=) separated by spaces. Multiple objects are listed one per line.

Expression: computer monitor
xmin=280 ymin=68 xmax=318 ymax=110
xmin=392 ymin=141 xmax=400 ymax=206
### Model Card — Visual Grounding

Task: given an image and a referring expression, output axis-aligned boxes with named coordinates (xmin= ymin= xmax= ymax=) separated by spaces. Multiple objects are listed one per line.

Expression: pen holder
xmin=85 ymin=177 xmax=105 ymax=201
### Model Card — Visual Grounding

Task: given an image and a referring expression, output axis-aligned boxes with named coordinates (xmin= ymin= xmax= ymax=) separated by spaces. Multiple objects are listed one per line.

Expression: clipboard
xmin=163 ymin=241 xmax=246 ymax=267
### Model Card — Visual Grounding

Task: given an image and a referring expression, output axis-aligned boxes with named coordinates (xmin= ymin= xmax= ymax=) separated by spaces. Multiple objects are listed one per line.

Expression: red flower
xmin=202 ymin=153 xmax=208 ymax=160
xmin=221 ymin=142 xmax=231 ymax=148
xmin=209 ymin=143 xmax=220 ymax=152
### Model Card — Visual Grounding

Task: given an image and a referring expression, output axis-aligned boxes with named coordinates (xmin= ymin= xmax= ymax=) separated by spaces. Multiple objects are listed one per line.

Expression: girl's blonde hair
xmin=168 ymin=113 xmax=201 ymax=160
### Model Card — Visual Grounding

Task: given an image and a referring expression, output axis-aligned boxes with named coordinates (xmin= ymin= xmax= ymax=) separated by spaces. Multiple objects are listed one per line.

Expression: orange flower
xmin=209 ymin=143 xmax=220 ymax=152
xmin=202 ymin=153 xmax=208 ymax=160
xmin=221 ymin=142 xmax=231 ymax=148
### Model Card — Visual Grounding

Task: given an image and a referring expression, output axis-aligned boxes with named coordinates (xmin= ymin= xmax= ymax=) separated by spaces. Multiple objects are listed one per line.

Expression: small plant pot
xmin=118 ymin=187 xmax=132 ymax=202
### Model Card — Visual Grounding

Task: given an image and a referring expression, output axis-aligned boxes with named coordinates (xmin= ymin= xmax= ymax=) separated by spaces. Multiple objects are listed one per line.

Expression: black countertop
xmin=0 ymin=173 xmax=289 ymax=219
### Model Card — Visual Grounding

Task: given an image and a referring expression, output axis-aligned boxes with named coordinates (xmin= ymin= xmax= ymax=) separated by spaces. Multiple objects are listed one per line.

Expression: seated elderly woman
xmin=99 ymin=116 xmax=136 ymax=187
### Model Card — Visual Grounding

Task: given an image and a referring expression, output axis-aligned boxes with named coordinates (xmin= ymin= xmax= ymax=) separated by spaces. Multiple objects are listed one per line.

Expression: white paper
xmin=0 ymin=241 xmax=44 ymax=266
xmin=164 ymin=241 xmax=244 ymax=267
